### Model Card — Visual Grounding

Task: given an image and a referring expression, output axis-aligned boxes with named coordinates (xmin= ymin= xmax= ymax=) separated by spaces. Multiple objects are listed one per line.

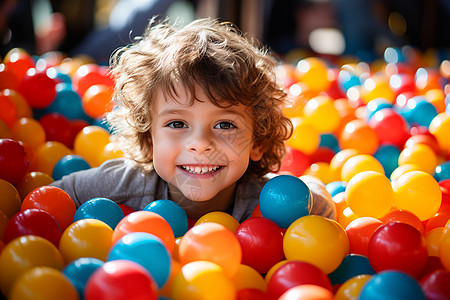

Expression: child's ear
xmin=250 ymin=144 xmax=264 ymax=161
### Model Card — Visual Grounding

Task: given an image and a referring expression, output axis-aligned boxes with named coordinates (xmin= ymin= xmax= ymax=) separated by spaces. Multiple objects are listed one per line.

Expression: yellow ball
xmin=283 ymin=215 xmax=349 ymax=274
xmin=303 ymin=96 xmax=341 ymax=133
xmin=439 ymin=228 xmax=450 ymax=271
xmin=286 ymin=117 xmax=320 ymax=155
xmin=59 ymin=219 xmax=113 ymax=264
xmin=34 ymin=141 xmax=72 ymax=176
xmin=295 ymin=57 xmax=331 ymax=92
xmin=171 ymin=261 xmax=236 ymax=300
xmin=230 ymin=264 xmax=266 ymax=292
xmin=340 ymin=154 xmax=385 ymax=183
xmin=304 ymin=162 xmax=334 ymax=185
xmin=334 ymin=274 xmax=372 ymax=300
xmin=74 ymin=125 xmax=110 ymax=167
xmin=345 ymin=171 xmax=394 ymax=218
xmin=392 ymin=171 xmax=442 ymax=221
xmin=390 ymin=163 xmax=421 ymax=182
xmin=429 ymin=113 xmax=450 ymax=153
xmin=195 ymin=211 xmax=240 ymax=233
xmin=360 ymin=75 xmax=395 ymax=104
xmin=398 ymin=144 xmax=437 ymax=174
xmin=9 ymin=267 xmax=78 ymax=300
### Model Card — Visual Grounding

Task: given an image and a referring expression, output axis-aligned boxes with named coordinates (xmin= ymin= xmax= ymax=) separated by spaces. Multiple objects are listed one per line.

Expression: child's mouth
xmin=179 ymin=165 xmax=223 ymax=175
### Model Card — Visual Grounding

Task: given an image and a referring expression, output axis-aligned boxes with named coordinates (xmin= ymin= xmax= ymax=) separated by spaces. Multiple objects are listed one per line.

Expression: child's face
xmin=151 ymin=83 xmax=263 ymax=203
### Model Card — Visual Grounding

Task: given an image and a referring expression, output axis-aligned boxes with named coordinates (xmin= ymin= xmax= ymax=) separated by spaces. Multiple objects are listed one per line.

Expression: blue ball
xmin=319 ymin=133 xmax=340 ymax=153
xmin=359 ymin=271 xmax=426 ymax=300
xmin=52 ymin=154 xmax=91 ymax=180
xmin=365 ymin=98 xmax=393 ymax=121
xmin=143 ymin=200 xmax=188 ymax=238
xmin=73 ymin=197 xmax=125 ymax=229
xmin=434 ymin=161 xmax=450 ymax=182
xmin=108 ymin=232 xmax=172 ymax=289
xmin=398 ymin=96 xmax=438 ymax=127
xmin=325 ymin=181 xmax=347 ymax=197
xmin=373 ymin=144 xmax=401 ymax=178
xmin=328 ymin=254 xmax=375 ymax=285
xmin=259 ymin=175 xmax=311 ymax=229
xmin=62 ymin=257 xmax=104 ymax=300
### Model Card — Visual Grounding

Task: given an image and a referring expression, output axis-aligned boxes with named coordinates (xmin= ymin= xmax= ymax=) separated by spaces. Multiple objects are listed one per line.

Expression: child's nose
xmin=186 ymin=129 xmax=215 ymax=154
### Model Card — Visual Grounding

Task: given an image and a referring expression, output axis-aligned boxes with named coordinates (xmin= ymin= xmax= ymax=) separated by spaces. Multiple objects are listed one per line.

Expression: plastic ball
xmin=236 ymin=288 xmax=272 ymax=300
xmin=0 ymin=119 xmax=11 ymax=138
xmin=0 ymin=179 xmax=22 ymax=218
xmin=3 ymin=208 xmax=62 ymax=246
xmin=73 ymin=197 xmax=124 ymax=230
xmin=0 ymin=63 xmax=20 ymax=90
xmin=283 ymin=215 xmax=349 ymax=274
xmin=365 ymin=98 xmax=393 ymax=120
xmin=405 ymin=133 xmax=441 ymax=156
xmin=295 ymin=57 xmax=331 ymax=92
xmin=303 ymin=162 xmax=334 ymax=184
xmin=3 ymin=49 xmax=35 ymax=80
xmin=2 ymin=89 xmax=32 ymax=119
xmin=286 ymin=117 xmax=320 ymax=155
xmin=439 ymin=228 xmax=450 ymax=270
xmin=328 ymin=254 xmax=375 ymax=285
xmin=21 ymin=185 xmax=76 ymax=230
xmin=82 ymin=84 xmax=114 ymax=119
xmin=400 ymin=96 xmax=438 ymax=127
xmin=171 ymin=260 xmax=236 ymax=300
xmin=368 ymin=222 xmax=427 ymax=277
xmin=46 ymin=83 xmax=90 ymax=121
xmin=434 ymin=161 xmax=450 ymax=182
xmin=398 ymin=144 xmax=437 ymax=174
xmin=345 ymin=171 xmax=394 ymax=218
xmin=429 ymin=113 xmax=450 ymax=153
xmin=380 ymin=209 xmax=425 ymax=235
xmin=112 ymin=211 xmax=175 ymax=253
xmin=17 ymin=68 xmax=57 ymax=109
xmin=74 ymin=125 xmax=110 ymax=167
xmin=329 ymin=149 xmax=360 ymax=182
xmin=420 ymin=270 xmax=450 ymax=300
xmin=84 ymin=259 xmax=158 ymax=300
xmin=266 ymin=260 xmax=332 ymax=299
xmin=11 ymin=117 xmax=46 ymax=150
xmin=339 ymin=119 xmax=379 ymax=155
xmin=108 ymin=232 xmax=172 ymax=288
xmin=279 ymin=284 xmax=334 ymax=300
xmin=39 ymin=113 xmax=72 ymax=147
xmin=0 ymin=92 xmax=17 ymax=128
xmin=62 ymin=257 xmax=104 ymax=299
xmin=195 ymin=211 xmax=240 ymax=233
xmin=337 ymin=68 xmax=361 ymax=92
xmin=143 ymin=200 xmax=188 ymax=238
xmin=259 ymin=175 xmax=311 ymax=229
xmin=303 ymin=96 xmax=340 ymax=133
xmin=334 ymin=274 xmax=371 ymax=300
xmin=9 ymin=266 xmax=79 ymax=300
xmin=368 ymin=108 xmax=410 ymax=148
xmin=341 ymin=153 xmax=385 ymax=182
xmin=0 ymin=138 xmax=29 ymax=184
xmin=178 ymin=222 xmax=241 ymax=277
xmin=52 ymin=154 xmax=91 ymax=181
xmin=373 ymin=143 xmax=400 ymax=178
xmin=392 ymin=171 xmax=442 ymax=221
xmin=390 ymin=163 xmax=421 ymax=181
xmin=15 ymin=171 xmax=54 ymax=200
xmin=34 ymin=141 xmax=72 ymax=176
xmin=234 ymin=217 xmax=284 ymax=274
xmin=278 ymin=146 xmax=311 ymax=177
xmin=230 ymin=264 xmax=266 ymax=292
xmin=345 ymin=217 xmax=383 ymax=256
xmin=359 ymin=271 xmax=426 ymax=300
xmin=0 ymin=235 xmax=64 ymax=297
xmin=98 ymin=142 xmax=124 ymax=164
xmin=0 ymin=211 xmax=9 ymax=241
xmin=72 ymin=64 xmax=114 ymax=96
xmin=325 ymin=181 xmax=346 ymax=197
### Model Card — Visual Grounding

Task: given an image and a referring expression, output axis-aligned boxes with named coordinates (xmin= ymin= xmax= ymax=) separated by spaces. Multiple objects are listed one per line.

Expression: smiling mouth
xmin=179 ymin=165 xmax=223 ymax=175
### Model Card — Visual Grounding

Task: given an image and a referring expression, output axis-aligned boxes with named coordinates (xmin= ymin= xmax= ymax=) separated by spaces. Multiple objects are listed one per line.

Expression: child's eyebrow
xmin=157 ymin=109 xmax=187 ymax=117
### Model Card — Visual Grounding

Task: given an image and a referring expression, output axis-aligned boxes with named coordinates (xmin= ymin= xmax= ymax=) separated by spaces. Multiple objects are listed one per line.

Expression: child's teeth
xmin=195 ymin=166 xmax=202 ymax=173
xmin=202 ymin=166 xmax=208 ymax=173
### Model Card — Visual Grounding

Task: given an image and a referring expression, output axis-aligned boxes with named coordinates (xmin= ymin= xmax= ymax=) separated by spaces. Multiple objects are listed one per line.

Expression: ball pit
xmin=0 ymin=45 xmax=449 ymax=299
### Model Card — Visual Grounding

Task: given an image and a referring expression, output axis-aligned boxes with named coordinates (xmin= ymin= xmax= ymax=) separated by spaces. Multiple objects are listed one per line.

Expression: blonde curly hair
xmin=107 ymin=17 xmax=292 ymax=176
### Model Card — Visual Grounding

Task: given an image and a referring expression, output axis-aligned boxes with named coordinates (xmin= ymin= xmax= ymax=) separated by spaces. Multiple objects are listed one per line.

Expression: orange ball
xmin=195 ymin=211 xmax=240 ymax=233
xmin=15 ymin=171 xmax=54 ymax=200
xmin=11 ymin=118 xmax=46 ymax=150
xmin=34 ymin=141 xmax=72 ymax=175
xmin=0 ymin=93 xmax=17 ymax=128
xmin=0 ymin=179 xmax=21 ymax=219
xmin=339 ymin=119 xmax=379 ymax=155
xmin=82 ymin=84 xmax=114 ymax=119
xmin=112 ymin=211 xmax=175 ymax=253
xmin=1 ymin=89 xmax=32 ymax=119
xmin=178 ymin=222 xmax=242 ymax=277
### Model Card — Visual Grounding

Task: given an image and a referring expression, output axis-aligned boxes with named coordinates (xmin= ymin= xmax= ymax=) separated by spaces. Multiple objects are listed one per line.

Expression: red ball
xmin=21 ymin=185 xmax=76 ymax=231
xmin=72 ymin=64 xmax=114 ymax=96
xmin=420 ymin=270 xmax=450 ymax=300
xmin=278 ymin=146 xmax=311 ymax=177
xmin=237 ymin=288 xmax=274 ymax=300
xmin=368 ymin=222 xmax=428 ymax=277
xmin=345 ymin=217 xmax=383 ymax=256
xmin=234 ymin=217 xmax=285 ymax=274
xmin=368 ymin=108 xmax=410 ymax=148
xmin=84 ymin=260 xmax=158 ymax=300
xmin=2 ymin=208 xmax=62 ymax=247
xmin=380 ymin=209 xmax=425 ymax=235
xmin=18 ymin=68 xmax=57 ymax=109
xmin=267 ymin=260 xmax=332 ymax=299
xmin=39 ymin=113 xmax=73 ymax=148
xmin=0 ymin=138 xmax=29 ymax=184
xmin=118 ymin=204 xmax=135 ymax=216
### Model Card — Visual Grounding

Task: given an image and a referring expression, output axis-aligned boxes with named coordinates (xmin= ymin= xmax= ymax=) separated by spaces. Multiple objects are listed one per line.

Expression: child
xmin=51 ymin=18 xmax=336 ymax=222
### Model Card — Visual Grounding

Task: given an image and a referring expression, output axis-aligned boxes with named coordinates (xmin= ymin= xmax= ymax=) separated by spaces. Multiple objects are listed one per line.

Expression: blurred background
xmin=1 ymin=0 xmax=450 ymax=64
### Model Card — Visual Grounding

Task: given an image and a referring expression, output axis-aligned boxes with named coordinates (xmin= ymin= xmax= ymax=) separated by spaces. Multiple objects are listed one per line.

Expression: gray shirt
xmin=51 ymin=158 xmax=336 ymax=222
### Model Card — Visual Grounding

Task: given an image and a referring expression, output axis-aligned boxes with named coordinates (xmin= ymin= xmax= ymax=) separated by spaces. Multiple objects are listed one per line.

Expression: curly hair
xmin=107 ymin=17 xmax=292 ymax=176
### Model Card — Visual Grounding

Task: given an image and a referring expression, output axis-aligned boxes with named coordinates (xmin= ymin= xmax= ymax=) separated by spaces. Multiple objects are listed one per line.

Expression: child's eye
xmin=214 ymin=121 xmax=236 ymax=130
xmin=166 ymin=121 xmax=187 ymax=128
